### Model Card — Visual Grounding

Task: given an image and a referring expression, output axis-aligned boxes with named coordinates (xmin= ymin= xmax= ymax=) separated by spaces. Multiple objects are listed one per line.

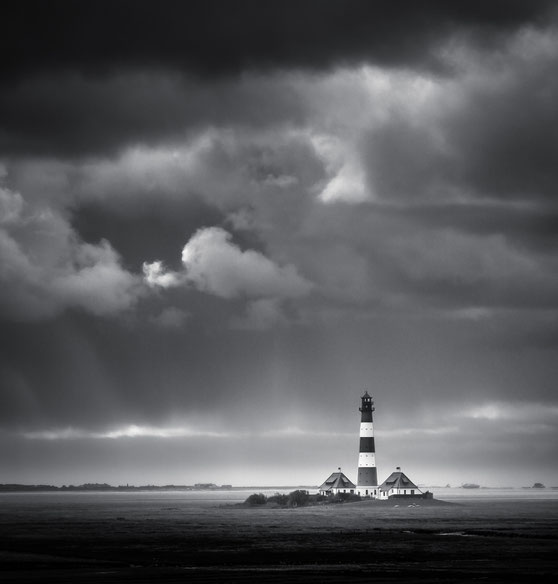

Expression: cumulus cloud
xmin=83 ymin=127 xmax=322 ymax=210
xmin=21 ymin=37 xmax=555 ymax=317
xmin=363 ymin=28 xmax=558 ymax=202
xmin=312 ymin=135 xmax=369 ymax=203
xmin=145 ymin=227 xmax=312 ymax=301
xmin=181 ymin=227 xmax=312 ymax=298
xmin=0 ymin=186 xmax=24 ymax=222
xmin=143 ymin=261 xmax=183 ymax=288
xmin=52 ymin=241 xmax=140 ymax=316
xmin=0 ymin=186 xmax=141 ymax=320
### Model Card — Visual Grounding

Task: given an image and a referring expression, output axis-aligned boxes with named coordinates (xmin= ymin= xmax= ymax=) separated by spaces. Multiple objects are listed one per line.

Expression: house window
xmin=365 ymin=490 xmax=368 ymax=495
xmin=411 ymin=489 xmax=415 ymax=495
xmin=404 ymin=490 xmax=406 ymax=494
xmin=350 ymin=489 xmax=354 ymax=494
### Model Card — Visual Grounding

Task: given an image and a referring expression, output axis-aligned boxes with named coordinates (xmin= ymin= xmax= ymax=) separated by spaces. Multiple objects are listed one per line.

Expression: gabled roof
xmin=319 ymin=471 xmax=356 ymax=491
xmin=379 ymin=470 xmax=420 ymax=492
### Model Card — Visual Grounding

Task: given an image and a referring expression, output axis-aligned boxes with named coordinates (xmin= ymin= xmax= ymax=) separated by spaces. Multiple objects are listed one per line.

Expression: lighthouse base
xmin=356 ymin=486 xmax=379 ymax=498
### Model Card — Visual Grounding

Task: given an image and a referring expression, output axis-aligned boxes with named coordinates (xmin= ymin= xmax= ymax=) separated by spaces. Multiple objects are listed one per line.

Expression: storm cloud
xmin=1 ymin=1 xmax=558 ymax=487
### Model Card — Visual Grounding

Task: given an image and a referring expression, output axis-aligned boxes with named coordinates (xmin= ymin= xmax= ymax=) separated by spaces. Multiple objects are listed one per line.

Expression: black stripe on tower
xmin=360 ymin=411 xmax=373 ymax=423
xmin=357 ymin=467 xmax=378 ymax=486
xmin=359 ymin=437 xmax=375 ymax=453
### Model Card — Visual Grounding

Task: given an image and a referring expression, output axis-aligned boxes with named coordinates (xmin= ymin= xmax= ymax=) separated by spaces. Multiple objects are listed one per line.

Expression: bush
xmin=268 ymin=493 xmax=289 ymax=506
xmin=245 ymin=493 xmax=267 ymax=505
xmin=287 ymin=489 xmax=310 ymax=507
xmin=331 ymin=492 xmax=362 ymax=503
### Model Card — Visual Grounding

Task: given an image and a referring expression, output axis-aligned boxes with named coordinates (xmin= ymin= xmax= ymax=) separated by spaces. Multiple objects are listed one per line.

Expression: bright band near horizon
xmin=356 ymin=391 xmax=378 ymax=497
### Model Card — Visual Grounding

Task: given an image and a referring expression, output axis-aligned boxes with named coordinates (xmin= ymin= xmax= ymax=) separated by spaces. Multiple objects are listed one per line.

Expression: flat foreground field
xmin=1 ymin=493 xmax=557 ymax=583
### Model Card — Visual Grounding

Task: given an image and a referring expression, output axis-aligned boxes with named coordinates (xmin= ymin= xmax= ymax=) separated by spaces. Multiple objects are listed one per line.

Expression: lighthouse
xmin=356 ymin=391 xmax=378 ymax=497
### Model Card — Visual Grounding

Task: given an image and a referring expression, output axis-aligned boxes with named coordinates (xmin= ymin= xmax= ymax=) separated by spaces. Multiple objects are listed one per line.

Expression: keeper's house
xmin=319 ymin=470 xmax=356 ymax=496
xmin=378 ymin=467 xmax=432 ymax=500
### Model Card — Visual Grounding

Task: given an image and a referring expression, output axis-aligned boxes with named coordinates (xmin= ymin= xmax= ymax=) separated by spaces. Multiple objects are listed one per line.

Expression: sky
xmin=1 ymin=0 xmax=558 ymax=488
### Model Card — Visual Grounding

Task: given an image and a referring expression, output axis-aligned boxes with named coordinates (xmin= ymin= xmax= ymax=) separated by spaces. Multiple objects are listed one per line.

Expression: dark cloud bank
xmin=4 ymin=1 xmax=553 ymax=77
xmin=1 ymin=1 xmax=557 ymax=487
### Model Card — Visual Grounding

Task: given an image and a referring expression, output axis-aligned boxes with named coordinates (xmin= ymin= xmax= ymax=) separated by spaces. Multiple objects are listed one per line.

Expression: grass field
xmin=1 ymin=491 xmax=557 ymax=582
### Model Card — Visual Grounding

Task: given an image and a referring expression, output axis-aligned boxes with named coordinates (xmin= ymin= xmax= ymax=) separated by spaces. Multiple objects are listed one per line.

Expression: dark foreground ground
xmin=1 ymin=494 xmax=557 ymax=583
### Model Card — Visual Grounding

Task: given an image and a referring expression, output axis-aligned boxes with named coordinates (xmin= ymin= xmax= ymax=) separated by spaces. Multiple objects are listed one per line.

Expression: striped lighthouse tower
xmin=357 ymin=391 xmax=378 ymax=498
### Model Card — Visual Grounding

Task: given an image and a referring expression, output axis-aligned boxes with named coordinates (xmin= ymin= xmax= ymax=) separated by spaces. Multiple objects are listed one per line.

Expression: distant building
xmin=319 ymin=470 xmax=356 ymax=496
xmin=378 ymin=467 xmax=427 ymax=499
xmin=318 ymin=395 xmax=433 ymax=500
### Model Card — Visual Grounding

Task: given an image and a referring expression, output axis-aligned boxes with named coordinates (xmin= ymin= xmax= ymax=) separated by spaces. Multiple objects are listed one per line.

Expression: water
xmin=1 ymin=486 xmax=557 ymax=510
xmin=0 ymin=488 xmax=289 ymax=507
xmin=423 ymin=486 xmax=558 ymax=501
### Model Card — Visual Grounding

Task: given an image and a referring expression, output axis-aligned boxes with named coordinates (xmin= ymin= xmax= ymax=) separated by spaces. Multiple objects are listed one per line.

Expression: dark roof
xmin=319 ymin=471 xmax=356 ymax=491
xmin=379 ymin=470 xmax=420 ymax=492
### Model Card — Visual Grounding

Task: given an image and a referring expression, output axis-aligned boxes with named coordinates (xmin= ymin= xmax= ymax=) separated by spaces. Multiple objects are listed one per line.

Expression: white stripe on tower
xmin=358 ymin=453 xmax=376 ymax=467
xmin=359 ymin=423 xmax=374 ymax=437
xmin=357 ymin=391 xmax=378 ymax=497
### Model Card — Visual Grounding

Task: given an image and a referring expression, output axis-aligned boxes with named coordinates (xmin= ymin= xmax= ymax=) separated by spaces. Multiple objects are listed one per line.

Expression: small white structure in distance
xmin=318 ymin=469 xmax=356 ymax=496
